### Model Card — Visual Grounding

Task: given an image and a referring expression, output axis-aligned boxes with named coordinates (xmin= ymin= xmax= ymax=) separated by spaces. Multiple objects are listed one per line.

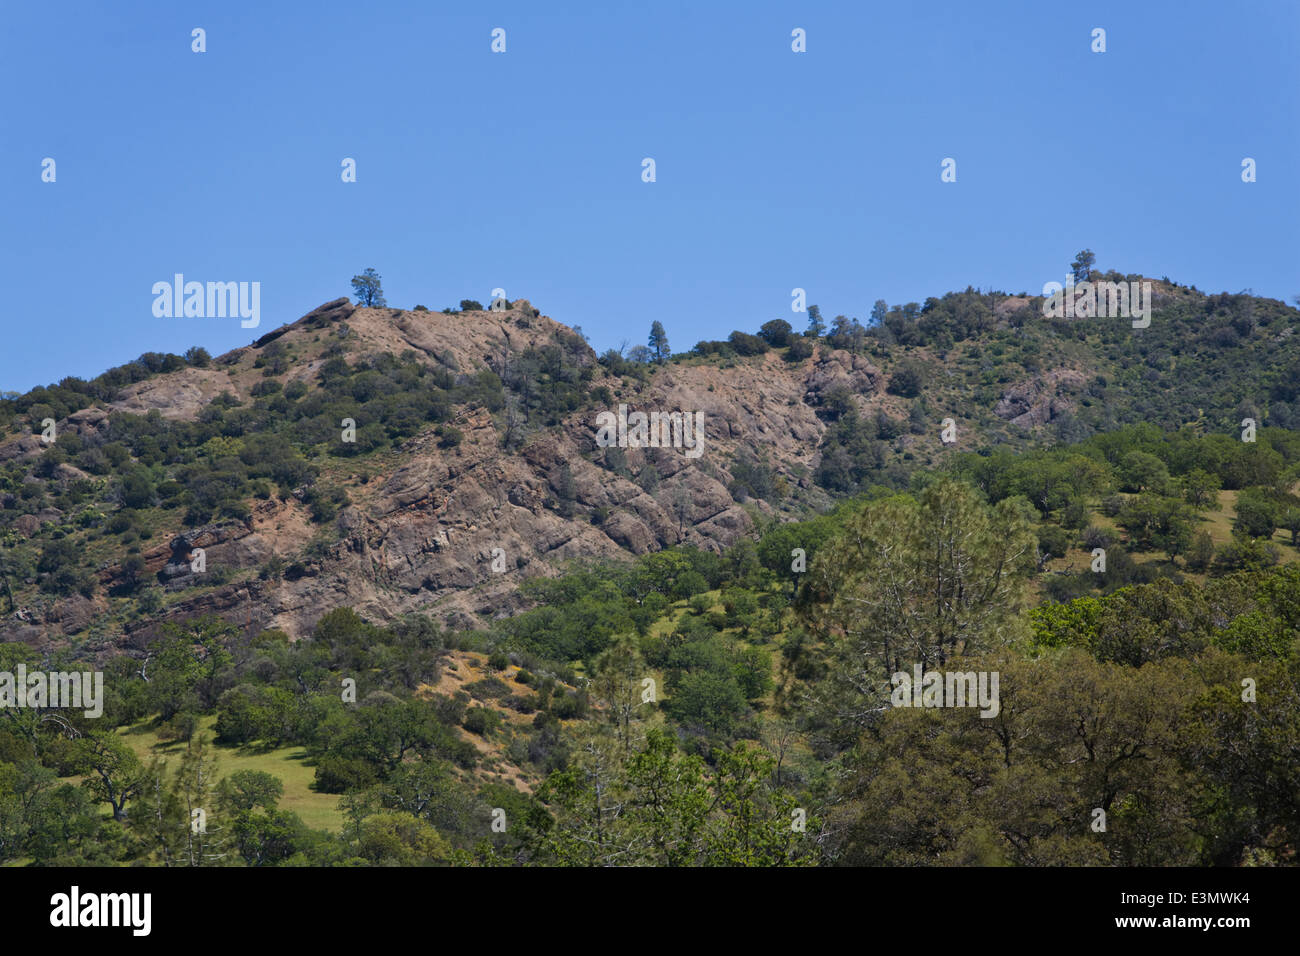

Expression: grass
xmin=116 ymin=714 xmax=344 ymax=832
xmin=1040 ymin=488 xmax=1300 ymax=594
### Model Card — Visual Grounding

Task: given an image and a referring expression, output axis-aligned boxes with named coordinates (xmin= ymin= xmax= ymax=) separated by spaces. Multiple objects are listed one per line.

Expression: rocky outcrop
xmin=1 ymin=298 xmax=1090 ymax=648
xmin=803 ymin=349 xmax=881 ymax=407
xmin=994 ymin=369 xmax=1087 ymax=428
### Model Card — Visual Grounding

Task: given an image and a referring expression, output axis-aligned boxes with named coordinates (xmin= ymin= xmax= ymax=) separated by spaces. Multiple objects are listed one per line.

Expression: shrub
xmin=758 ymin=319 xmax=793 ymax=348
xmin=785 ymin=335 xmax=815 ymax=362
xmin=462 ymin=707 xmax=502 ymax=737
xmin=1037 ymin=524 xmax=1071 ymax=561
xmin=886 ymin=363 xmax=924 ymax=398
xmin=313 ymin=755 xmax=379 ymax=794
xmin=1081 ymin=525 xmax=1113 ymax=550
xmin=184 ymin=346 xmax=212 ymax=368
xmin=727 ymin=331 xmax=769 ymax=356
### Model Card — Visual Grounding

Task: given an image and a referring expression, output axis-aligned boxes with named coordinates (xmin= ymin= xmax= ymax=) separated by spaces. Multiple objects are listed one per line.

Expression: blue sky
xmin=3 ymin=0 xmax=1296 ymax=392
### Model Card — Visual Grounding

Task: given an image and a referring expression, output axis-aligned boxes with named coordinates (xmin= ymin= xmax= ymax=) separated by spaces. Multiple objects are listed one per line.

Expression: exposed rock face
xmin=157 ymin=520 xmax=261 ymax=588
xmin=109 ymin=367 xmax=245 ymax=420
xmin=803 ymin=350 xmax=881 ymax=408
xmin=994 ymin=369 xmax=1087 ymax=428
xmin=0 ymin=434 xmax=43 ymax=464
xmin=0 ymin=297 xmax=1093 ymax=650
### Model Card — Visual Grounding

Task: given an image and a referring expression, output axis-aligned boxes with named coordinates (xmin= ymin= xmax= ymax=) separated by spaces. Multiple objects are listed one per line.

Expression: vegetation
xmin=3 ymin=268 xmax=1300 ymax=866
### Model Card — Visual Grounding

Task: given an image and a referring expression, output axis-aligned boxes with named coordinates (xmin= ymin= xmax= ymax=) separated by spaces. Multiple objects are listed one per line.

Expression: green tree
xmin=1234 ymin=488 xmax=1280 ymax=539
xmin=624 ymin=728 xmax=712 ymax=866
xmin=219 ymin=770 xmax=284 ymax=813
xmin=1186 ymin=530 xmax=1215 ymax=570
xmin=664 ymin=667 xmax=746 ymax=736
xmin=76 ymin=731 xmax=148 ymax=821
xmin=535 ymin=727 xmax=640 ymax=866
xmin=759 ymin=319 xmax=793 ymax=348
xmin=805 ymin=479 xmax=1036 ymax=746
xmin=805 ymin=305 xmax=825 ymax=338
xmin=351 ymin=268 xmax=386 ymax=307
xmin=648 ymin=321 xmax=671 ymax=364
xmin=870 ymin=300 xmax=888 ymax=327
xmin=1118 ymin=451 xmax=1170 ymax=494
xmin=1283 ymin=507 xmax=1300 ymax=546
xmin=1071 ymin=249 xmax=1096 ymax=282
xmin=590 ymin=636 xmax=651 ymax=752
xmin=886 ymin=363 xmax=924 ymax=398
xmin=1183 ymin=468 xmax=1222 ymax=510
xmin=704 ymin=743 xmax=804 ymax=866
xmin=184 ymin=346 xmax=211 ymax=367
xmin=357 ymin=811 xmax=451 ymax=865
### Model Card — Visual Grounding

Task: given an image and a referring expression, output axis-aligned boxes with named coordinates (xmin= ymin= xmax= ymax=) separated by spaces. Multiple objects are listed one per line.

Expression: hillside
xmin=3 ymin=276 xmax=1298 ymax=654
xmin=3 ymin=274 xmax=1300 ymax=869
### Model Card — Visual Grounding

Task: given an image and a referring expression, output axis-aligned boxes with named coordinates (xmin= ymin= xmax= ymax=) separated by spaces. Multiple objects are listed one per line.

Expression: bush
xmin=693 ymin=340 xmax=736 ymax=358
xmin=785 ymin=335 xmax=814 ymax=362
xmin=462 ymin=706 xmax=502 ymax=737
xmin=758 ymin=319 xmax=793 ymax=348
xmin=551 ymin=692 xmax=588 ymax=719
xmin=1214 ymin=537 xmax=1280 ymax=572
xmin=313 ymin=755 xmax=379 ymax=794
xmin=466 ymin=677 xmax=512 ymax=701
xmin=886 ymin=363 xmax=924 ymax=398
xmin=1081 ymin=525 xmax=1113 ymax=550
xmin=727 ymin=331 xmax=769 ymax=356
xmin=1037 ymin=524 xmax=1071 ymax=561
xmin=184 ymin=346 xmax=212 ymax=368
xmin=1061 ymin=499 xmax=1090 ymax=530
xmin=1186 ymin=530 xmax=1215 ymax=571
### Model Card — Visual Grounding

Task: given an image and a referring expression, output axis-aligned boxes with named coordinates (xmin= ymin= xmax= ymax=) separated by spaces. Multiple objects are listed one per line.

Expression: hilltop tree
xmin=870 ymin=299 xmax=888 ymax=327
xmin=805 ymin=305 xmax=826 ymax=338
xmin=759 ymin=319 xmax=793 ymax=348
xmin=648 ymin=322 xmax=671 ymax=364
xmin=351 ymin=268 xmax=387 ymax=308
xmin=1071 ymin=250 xmax=1096 ymax=283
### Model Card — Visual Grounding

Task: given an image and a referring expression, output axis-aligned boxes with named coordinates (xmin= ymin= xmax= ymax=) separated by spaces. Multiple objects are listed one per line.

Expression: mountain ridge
xmin=3 ymin=275 xmax=1298 ymax=656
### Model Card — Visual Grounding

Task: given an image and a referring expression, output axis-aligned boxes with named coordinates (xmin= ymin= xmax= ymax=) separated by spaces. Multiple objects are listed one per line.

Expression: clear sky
xmin=3 ymin=0 xmax=1296 ymax=392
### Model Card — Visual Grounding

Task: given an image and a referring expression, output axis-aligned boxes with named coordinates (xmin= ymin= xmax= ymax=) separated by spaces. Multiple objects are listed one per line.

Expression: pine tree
xmin=805 ymin=305 xmax=826 ymax=338
xmin=648 ymin=321 xmax=670 ymax=364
